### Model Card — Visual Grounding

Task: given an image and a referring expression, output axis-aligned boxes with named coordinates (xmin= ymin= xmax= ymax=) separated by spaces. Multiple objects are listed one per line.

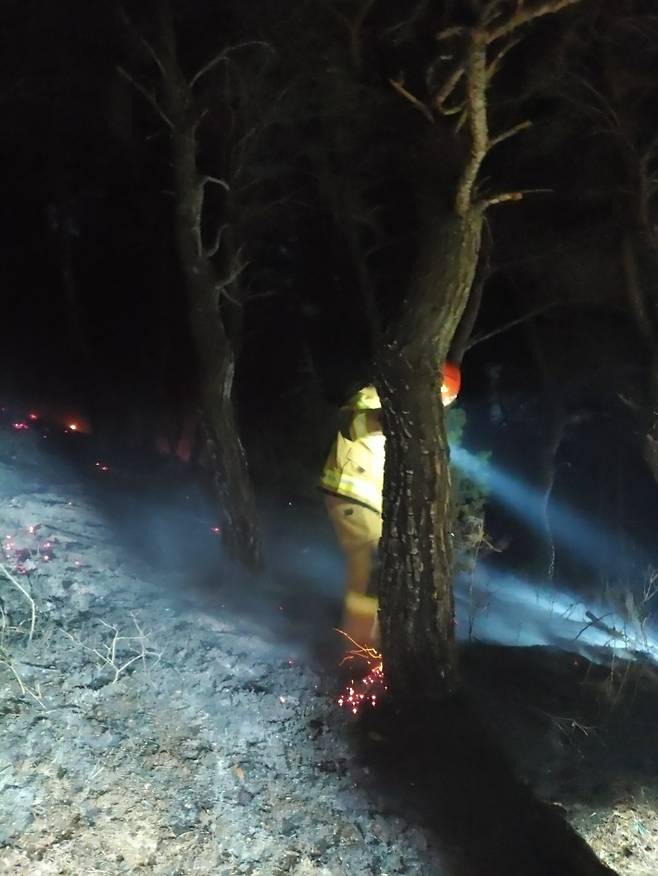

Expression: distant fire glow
xmin=1 ymin=522 xmax=56 ymax=574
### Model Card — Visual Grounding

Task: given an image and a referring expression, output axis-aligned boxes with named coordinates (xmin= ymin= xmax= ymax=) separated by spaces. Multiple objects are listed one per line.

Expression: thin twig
xmin=350 ymin=0 xmax=376 ymax=69
xmin=205 ymin=223 xmax=228 ymax=259
xmin=478 ymin=186 xmax=552 ymax=209
xmin=389 ymin=78 xmax=434 ymax=123
xmin=487 ymin=37 xmax=522 ymax=80
xmin=487 ymin=0 xmax=583 ymax=43
xmin=455 ymin=30 xmax=489 ymax=217
xmin=189 ymin=41 xmax=273 ymax=88
xmin=61 ymin=615 xmax=162 ymax=684
xmin=466 ymin=302 xmax=558 ymax=349
xmin=118 ymin=7 xmax=167 ymax=77
xmin=0 ymin=563 xmax=36 ymax=643
xmin=200 ymin=175 xmax=230 ymax=193
xmin=0 ymin=656 xmax=45 ymax=707
xmin=116 ymin=66 xmax=174 ymax=129
xmin=489 ymin=119 xmax=532 ymax=149
xmin=434 ymin=66 xmax=465 ymax=115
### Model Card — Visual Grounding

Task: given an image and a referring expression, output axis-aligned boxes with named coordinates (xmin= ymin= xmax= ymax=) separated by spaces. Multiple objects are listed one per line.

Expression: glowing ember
xmin=28 ymin=412 xmax=39 ymax=421
xmin=210 ymin=526 xmax=221 ymax=535
xmin=335 ymin=632 xmax=387 ymax=716
xmin=67 ymin=423 xmax=78 ymax=431
xmin=337 ymin=661 xmax=385 ymax=715
xmin=95 ymin=461 xmax=110 ymax=473
xmin=12 ymin=421 xmax=29 ymax=431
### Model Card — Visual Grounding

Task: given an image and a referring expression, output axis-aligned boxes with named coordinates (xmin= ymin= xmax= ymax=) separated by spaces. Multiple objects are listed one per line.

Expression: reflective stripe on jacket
xmin=319 ymin=386 xmax=385 ymax=514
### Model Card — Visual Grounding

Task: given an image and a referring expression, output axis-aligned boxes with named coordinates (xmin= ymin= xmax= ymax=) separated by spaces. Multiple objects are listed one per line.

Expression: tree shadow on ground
xmin=354 ymin=691 xmax=618 ymax=876
xmin=460 ymin=643 xmax=658 ymax=810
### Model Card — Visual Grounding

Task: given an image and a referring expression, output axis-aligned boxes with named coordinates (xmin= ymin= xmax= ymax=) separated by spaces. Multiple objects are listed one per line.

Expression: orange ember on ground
xmin=336 ymin=631 xmax=387 ymax=716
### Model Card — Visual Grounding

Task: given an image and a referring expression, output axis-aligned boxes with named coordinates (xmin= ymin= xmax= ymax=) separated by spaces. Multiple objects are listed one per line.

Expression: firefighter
xmin=320 ymin=363 xmax=461 ymax=649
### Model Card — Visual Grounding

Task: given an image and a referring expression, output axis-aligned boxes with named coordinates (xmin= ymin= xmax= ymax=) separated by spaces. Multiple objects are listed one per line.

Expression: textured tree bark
xmin=375 ymin=210 xmax=482 ymax=701
xmin=160 ymin=14 xmax=262 ymax=570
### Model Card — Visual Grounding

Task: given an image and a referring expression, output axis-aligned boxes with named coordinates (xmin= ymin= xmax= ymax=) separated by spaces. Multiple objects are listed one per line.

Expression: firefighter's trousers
xmin=324 ymin=494 xmax=382 ymax=648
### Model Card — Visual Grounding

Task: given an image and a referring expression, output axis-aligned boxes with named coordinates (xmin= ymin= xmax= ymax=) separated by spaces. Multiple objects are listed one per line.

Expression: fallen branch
xmin=575 ymin=610 xmax=624 ymax=643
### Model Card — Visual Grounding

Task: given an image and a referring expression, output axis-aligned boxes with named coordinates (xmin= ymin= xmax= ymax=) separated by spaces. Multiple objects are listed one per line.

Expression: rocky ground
xmin=0 ymin=412 xmax=656 ymax=875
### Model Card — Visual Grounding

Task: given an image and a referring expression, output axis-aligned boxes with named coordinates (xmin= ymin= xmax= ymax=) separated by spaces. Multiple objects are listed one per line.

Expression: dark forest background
xmin=1 ymin=0 xmax=657 ymax=602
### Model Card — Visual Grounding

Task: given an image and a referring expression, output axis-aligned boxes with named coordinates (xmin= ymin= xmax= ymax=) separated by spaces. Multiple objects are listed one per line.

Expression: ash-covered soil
xmin=0 ymin=418 xmax=656 ymax=875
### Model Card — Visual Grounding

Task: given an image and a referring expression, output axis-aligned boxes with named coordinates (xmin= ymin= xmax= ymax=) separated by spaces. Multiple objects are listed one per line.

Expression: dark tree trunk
xmin=159 ymin=13 xmax=262 ymax=570
xmin=536 ymin=397 xmax=566 ymax=581
xmin=375 ymin=210 xmax=482 ymax=701
xmin=644 ymin=352 xmax=658 ymax=484
xmin=620 ymin=235 xmax=658 ymax=489
xmin=526 ymin=318 xmax=567 ymax=582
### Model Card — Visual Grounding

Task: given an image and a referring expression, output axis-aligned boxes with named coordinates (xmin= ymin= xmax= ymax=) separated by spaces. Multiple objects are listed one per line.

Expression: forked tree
xmin=342 ymin=0 xmax=587 ymax=700
xmin=117 ymin=1 xmax=283 ymax=569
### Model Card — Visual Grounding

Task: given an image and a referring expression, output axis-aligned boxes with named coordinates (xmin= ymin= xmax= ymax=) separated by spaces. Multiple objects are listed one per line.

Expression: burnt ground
xmin=0 ymin=417 xmax=657 ymax=875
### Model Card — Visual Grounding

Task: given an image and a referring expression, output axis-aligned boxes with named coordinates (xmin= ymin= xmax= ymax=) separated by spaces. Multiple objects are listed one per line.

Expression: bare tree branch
xmin=205 ymin=223 xmax=228 ymax=259
xmin=433 ymin=65 xmax=464 ymax=115
xmin=487 ymin=0 xmax=582 ymax=44
xmin=0 ymin=563 xmax=36 ymax=643
xmin=200 ymin=175 xmax=230 ymax=193
xmin=119 ymin=6 xmax=167 ymax=77
xmin=478 ymin=186 xmax=552 ymax=209
xmin=189 ymin=41 xmax=273 ymax=88
xmin=389 ymin=77 xmax=434 ymax=123
xmin=466 ymin=302 xmax=559 ymax=350
xmin=217 ymin=250 xmax=251 ymax=305
xmin=116 ymin=65 xmax=174 ymax=129
xmin=489 ymin=119 xmax=532 ymax=149
xmin=436 ymin=25 xmax=465 ymax=41
xmin=350 ymin=0 xmax=377 ymax=69
xmin=455 ymin=30 xmax=489 ymax=217
xmin=486 ymin=36 xmax=522 ymax=80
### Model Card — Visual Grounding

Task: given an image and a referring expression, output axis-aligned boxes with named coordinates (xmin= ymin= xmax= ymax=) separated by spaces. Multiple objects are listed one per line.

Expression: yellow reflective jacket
xmin=319 ymin=386 xmax=385 ymax=514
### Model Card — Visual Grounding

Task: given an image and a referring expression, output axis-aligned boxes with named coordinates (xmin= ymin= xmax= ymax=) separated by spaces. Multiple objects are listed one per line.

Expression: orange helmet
xmin=441 ymin=361 xmax=461 ymax=406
